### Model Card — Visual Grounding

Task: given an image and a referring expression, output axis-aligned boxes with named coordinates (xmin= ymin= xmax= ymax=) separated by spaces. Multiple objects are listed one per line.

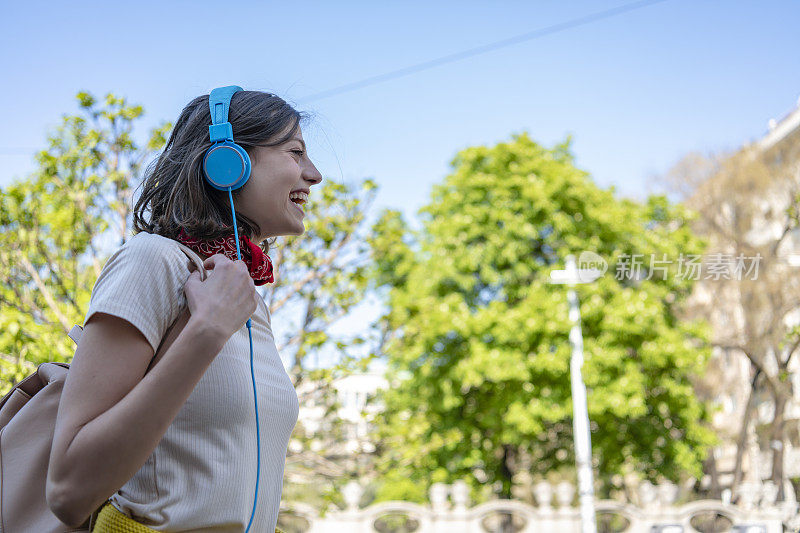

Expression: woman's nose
xmin=303 ymin=161 xmax=323 ymax=185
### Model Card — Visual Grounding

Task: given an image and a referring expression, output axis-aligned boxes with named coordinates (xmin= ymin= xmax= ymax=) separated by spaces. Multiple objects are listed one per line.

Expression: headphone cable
xmin=228 ymin=188 xmax=260 ymax=532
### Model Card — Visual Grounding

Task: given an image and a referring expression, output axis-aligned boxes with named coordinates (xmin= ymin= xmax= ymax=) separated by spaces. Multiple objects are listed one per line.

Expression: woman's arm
xmin=46 ymin=311 xmax=226 ymax=527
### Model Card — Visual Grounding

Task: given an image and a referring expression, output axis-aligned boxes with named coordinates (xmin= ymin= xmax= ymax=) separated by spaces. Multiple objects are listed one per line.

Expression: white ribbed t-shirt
xmin=83 ymin=231 xmax=299 ymax=532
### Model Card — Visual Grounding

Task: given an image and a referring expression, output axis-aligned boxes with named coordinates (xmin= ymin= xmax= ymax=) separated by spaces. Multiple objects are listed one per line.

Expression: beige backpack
xmin=0 ymin=242 xmax=206 ymax=532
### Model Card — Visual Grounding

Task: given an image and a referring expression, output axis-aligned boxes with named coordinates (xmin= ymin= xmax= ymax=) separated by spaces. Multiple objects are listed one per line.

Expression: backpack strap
xmin=68 ymin=324 xmax=83 ymax=345
xmin=67 ymin=242 xmax=208 ymax=347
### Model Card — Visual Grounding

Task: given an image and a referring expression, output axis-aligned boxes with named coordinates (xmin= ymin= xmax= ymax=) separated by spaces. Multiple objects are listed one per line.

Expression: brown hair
xmin=132 ymin=90 xmax=309 ymax=254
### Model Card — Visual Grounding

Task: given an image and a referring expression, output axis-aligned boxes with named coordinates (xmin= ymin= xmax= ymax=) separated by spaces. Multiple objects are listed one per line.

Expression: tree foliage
xmin=275 ymin=176 xmax=388 ymax=511
xmin=367 ymin=132 xmax=716 ymax=503
xmin=0 ymin=92 xmax=170 ymax=391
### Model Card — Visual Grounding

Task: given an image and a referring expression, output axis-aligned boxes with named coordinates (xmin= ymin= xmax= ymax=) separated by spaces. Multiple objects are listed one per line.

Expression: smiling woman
xmin=45 ymin=88 xmax=320 ymax=532
xmin=133 ymin=90 xmax=321 ymax=251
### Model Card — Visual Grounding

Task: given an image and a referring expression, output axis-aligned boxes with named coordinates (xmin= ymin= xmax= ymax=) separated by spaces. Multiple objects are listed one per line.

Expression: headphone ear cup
xmin=203 ymin=141 xmax=252 ymax=191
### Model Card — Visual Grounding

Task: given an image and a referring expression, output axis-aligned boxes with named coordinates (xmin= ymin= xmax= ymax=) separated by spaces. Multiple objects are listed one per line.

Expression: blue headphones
xmin=203 ymin=85 xmax=252 ymax=191
xmin=202 ymin=85 xmax=261 ymax=532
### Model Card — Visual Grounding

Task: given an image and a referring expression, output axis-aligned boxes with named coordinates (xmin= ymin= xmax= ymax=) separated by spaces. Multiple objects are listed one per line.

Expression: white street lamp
xmin=549 ymin=254 xmax=603 ymax=533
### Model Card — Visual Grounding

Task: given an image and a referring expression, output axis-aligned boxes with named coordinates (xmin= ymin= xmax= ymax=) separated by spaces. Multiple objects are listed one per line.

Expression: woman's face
xmin=235 ymin=126 xmax=322 ymax=241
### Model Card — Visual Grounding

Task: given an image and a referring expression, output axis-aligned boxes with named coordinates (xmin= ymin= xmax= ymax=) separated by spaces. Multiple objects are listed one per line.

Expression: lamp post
xmin=549 ymin=254 xmax=602 ymax=533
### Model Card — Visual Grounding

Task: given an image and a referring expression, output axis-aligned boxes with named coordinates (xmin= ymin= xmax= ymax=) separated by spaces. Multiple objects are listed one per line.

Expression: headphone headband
xmin=203 ymin=85 xmax=251 ymax=190
xmin=208 ymin=85 xmax=243 ymax=142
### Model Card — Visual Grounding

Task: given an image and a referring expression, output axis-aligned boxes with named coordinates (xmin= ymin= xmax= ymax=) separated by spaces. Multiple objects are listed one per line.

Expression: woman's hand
xmin=183 ymin=254 xmax=260 ymax=340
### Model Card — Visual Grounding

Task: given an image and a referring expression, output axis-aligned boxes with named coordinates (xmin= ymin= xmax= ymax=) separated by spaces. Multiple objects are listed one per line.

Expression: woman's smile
xmin=290 ymin=198 xmax=305 ymax=216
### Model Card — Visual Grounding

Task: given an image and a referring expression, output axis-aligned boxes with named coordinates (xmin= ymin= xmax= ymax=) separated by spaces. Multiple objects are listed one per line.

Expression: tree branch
xmin=271 ymin=234 xmax=352 ymax=312
xmin=17 ymin=253 xmax=72 ymax=332
xmin=780 ymin=334 xmax=800 ymax=370
xmin=712 ymin=342 xmax=781 ymax=395
xmin=0 ymin=352 xmax=37 ymax=373
xmin=35 ymin=240 xmax=79 ymax=309
xmin=10 ymin=282 xmax=50 ymax=324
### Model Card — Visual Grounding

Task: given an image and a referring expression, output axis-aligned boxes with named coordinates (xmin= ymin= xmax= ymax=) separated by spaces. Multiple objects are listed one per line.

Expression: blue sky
xmin=3 ymin=0 xmax=799 ymax=366
xmin=3 ymin=0 xmax=799 ymax=230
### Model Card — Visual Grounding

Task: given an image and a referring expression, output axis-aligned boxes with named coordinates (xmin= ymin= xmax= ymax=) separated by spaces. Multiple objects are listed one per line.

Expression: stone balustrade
xmin=278 ymin=479 xmax=800 ymax=533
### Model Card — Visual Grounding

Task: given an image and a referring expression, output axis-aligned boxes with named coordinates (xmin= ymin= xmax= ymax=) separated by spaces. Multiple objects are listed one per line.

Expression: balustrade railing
xmin=278 ymin=479 xmax=800 ymax=533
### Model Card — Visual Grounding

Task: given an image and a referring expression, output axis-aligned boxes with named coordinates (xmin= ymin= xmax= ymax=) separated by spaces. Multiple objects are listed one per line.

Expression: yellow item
xmin=91 ymin=501 xmax=285 ymax=532
xmin=91 ymin=502 xmax=158 ymax=532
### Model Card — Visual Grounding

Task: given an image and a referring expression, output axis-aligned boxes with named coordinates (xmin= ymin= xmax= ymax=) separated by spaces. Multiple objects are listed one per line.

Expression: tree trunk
xmin=769 ymin=392 xmax=787 ymax=501
xmin=732 ymin=369 xmax=761 ymax=498
xmin=498 ymin=444 xmax=517 ymax=533
xmin=500 ymin=444 xmax=517 ymax=498
xmin=704 ymin=452 xmax=720 ymax=499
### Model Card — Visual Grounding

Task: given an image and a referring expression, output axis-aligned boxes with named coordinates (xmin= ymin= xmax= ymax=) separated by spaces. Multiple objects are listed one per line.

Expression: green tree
xmin=366 ymin=132 xmax=717 ymax=505
xmin=275 ymin=176 xmax=388 ymax=512
xmin=0 ymin=92 xmax=170 ymax=392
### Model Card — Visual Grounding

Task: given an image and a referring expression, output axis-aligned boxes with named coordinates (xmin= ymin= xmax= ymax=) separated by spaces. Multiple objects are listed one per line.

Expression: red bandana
xmin=176 ymin=228 xmax=274 ymax=285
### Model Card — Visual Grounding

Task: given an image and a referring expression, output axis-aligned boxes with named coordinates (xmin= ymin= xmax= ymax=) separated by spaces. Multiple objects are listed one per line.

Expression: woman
xmin=45 ymin=88 xmax=323 ymax=532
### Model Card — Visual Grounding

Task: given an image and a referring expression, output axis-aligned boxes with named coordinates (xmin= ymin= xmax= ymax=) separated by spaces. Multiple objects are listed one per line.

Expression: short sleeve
xmin=84 ymin=232 xmax=192 ymax=354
